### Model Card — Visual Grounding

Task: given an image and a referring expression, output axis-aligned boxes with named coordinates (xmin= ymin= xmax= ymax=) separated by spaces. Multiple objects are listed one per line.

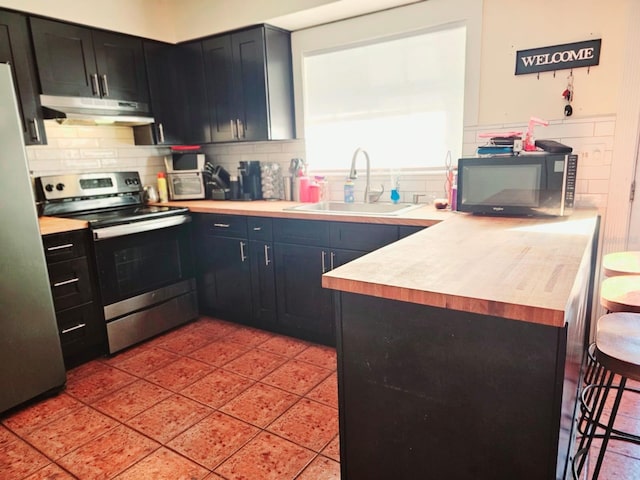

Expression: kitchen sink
xmin=285 ymin=201 xmax=422 ymax=216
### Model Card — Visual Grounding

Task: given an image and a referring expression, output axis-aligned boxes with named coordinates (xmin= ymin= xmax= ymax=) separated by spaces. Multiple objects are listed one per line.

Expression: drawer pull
xmin=53 ymin=277 xmax=79 ymax=288
xmin=61 ymin=323 xmax=86 ymax=334
xmin=47 ymin=243 xmax=73 ymax=251
xmin=253 ymin=227 xmax=262 ymax=231
xmin=214 ymin=223 xmax=230 ymax=228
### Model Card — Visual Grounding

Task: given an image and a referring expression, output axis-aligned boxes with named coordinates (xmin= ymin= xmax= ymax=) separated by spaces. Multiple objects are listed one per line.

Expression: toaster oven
xmin=167 ymin=172 xmax=205 ymax=200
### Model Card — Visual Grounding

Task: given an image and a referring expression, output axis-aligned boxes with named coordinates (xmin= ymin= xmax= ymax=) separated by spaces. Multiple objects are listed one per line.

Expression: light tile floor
xmin=0 ymin=317 xmax=340 ymax=480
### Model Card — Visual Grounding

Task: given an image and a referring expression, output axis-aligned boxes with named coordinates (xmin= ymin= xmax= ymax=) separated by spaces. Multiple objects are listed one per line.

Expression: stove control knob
xmin=45 ymin=183 xmax=54 ymax=192
xmin=132 ymin=178 xmax=140 ymax=185
xmin=56 ymin=183 xmax=65 ymax=191
xmin=125 ymin=178 xmax=132 ymax=185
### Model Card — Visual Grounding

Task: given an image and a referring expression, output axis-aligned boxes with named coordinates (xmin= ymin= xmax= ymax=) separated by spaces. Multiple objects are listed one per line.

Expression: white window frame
xmin=291 ymin=0 xmax=483 ymax=173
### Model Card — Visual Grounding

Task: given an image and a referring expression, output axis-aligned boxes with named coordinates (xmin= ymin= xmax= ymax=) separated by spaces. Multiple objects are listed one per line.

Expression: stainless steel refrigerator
xmin=0 ymin=63 xmax=66 ymax=414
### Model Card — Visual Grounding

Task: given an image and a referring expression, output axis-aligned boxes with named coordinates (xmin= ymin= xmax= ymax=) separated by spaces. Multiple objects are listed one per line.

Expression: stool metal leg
xmin=592 ymin=376 xmax=627 ymax=479
xmin=575 ymin=369 xmax=616 ymax=477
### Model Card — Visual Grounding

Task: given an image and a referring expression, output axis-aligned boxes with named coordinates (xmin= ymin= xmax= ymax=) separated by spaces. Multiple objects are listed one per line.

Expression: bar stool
xmin=580 ymin=276 xmax=640 ymax=435
xmin=573 ymin=312 xmax=640 ymax=479
xmin=602 ymin=251 xmax=640 ymax=277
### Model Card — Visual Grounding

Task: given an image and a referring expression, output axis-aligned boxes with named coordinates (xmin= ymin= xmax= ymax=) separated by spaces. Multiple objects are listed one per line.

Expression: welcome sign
xmin=515 ymin=39 xmax=601 ymax=75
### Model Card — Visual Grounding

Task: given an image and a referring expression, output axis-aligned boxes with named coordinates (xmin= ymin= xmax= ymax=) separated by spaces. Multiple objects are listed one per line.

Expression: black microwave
xmin=456 ymin=154 xmax=577 ymax=217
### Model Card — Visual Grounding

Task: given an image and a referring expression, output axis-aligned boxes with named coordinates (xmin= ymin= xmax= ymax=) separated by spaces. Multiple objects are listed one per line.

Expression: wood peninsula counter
xmin=322 ymin=210 xmax=600 ymax=480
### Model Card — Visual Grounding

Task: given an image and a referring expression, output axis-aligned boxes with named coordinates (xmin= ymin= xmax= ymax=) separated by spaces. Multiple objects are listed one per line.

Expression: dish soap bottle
xmin=344 ymin=179 xmax=355 ymax=203
xmin=157 ymin=172 xmax=169 ymax=203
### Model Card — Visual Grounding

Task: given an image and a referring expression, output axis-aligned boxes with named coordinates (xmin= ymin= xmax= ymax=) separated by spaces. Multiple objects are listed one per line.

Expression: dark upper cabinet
xmin=180 ymin=40 xmax=211 ymax=144
xmin=143 ymin=40 xmax=185 ymax=144
xmin=183 ymin=24 xmax=294 ymax=144
xmin=30 ymin=17 xmax=149 ymax=103
xmin=0 ymin=10 xmax=46 ymax=145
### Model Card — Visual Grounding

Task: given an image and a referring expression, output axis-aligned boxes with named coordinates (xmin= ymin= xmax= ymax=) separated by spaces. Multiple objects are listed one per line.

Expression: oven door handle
xmin=93 ymin=215 xmax=191 ymax=240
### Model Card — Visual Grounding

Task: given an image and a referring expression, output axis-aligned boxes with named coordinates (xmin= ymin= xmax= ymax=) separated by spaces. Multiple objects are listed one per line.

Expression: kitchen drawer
xmin=43 ymin=230 xmax=88 ymax=262
xmin=273 ymin=218 xmax=330 ymax=247
xmin=195 ymin=214 xmax=247 ymax=238
xmin=248 ymin=217 xmax=272 ymax=241
xmin=47 ymin=257 xmax=93 ymax=311
xmin=56 ymin=302 xmax=105 ymax=359
xmin=330 ymin=222 xmax=398 ymax=252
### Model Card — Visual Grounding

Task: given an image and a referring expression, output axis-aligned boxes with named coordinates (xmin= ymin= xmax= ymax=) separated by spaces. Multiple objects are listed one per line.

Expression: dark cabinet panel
xmin=399 ymin=225 xmax=425 ymax=239
xmin=250 ymin=240 xmax=277 ymax=326
xmin=330 ymin=222 xmax=398 ymax=252
xmin=30 ymin=18 xmax=96 ymax=97
xmin=198 ymin=235 xmax=253 ymax=324
xmin=274 ymin=242 xmax=334 ymax=345
xmin=189 ymin=24 xmax=294 ymax=144
xmin=0 ymin=10 xmax=46 ymax=144
xmin=93 ymin=30 xmax=148 ymax=103
xmin=232 ymin=28 xmax=268 ymax=142
xmin=43 ymin=230 xmax=106 ymax=367
xmin=143 ymin=40 xmax=185 ymax=144
xmin=202 ymin=34 xmax=235 ymax=142
xmin=273 ymin=218 xmax=330 ymax=246
xmin=179 ymin=41 xmax=211 ymax=144
xmin=30 ymin=17 xmax=148 ymax=102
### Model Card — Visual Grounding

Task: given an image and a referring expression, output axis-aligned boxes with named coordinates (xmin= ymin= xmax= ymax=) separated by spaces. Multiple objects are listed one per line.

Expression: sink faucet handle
xmin=413 ymin=193 xmax=426 ymax=204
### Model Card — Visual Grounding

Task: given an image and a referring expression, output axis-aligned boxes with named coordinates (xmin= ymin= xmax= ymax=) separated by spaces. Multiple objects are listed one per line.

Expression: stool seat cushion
xmin=596 ymin=312 xmax=640 ymax=367
xmin=600 ymin=275 xmax=640 ymax=313
xmin=603 ymin=251 xmax=640 ymax=277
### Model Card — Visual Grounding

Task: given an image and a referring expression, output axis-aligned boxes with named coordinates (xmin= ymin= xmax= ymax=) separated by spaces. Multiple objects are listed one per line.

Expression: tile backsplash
xmin=28 ymin=115 xmax=615 ymax=214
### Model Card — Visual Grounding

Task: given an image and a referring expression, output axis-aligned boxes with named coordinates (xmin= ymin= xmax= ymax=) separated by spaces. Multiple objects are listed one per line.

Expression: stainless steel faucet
xmin=349 ymin=148 xmax=384 ymax=203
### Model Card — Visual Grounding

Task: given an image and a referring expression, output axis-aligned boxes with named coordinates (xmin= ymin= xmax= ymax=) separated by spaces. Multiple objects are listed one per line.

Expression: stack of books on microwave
xmin=476 ymin=134 xmax=522 ymax=156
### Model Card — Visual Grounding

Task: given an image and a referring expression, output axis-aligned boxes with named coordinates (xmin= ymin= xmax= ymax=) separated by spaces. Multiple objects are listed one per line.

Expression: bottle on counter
xmin=229 ymin=175 xmax=240 ymax=200
xmin=157 ymin=172 xmax=169 ymax=203
xmin=344 ymin=178 xmax=355 ymax=203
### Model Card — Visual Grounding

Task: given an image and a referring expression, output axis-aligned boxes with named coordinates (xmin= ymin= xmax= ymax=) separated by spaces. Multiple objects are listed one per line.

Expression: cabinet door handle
xmin=230 ymin=120 xmax=238 ymax=139
xmin=100 ymin=74 xmax=109 ymax=97
xmin=240 ymin=241 xmax=247 ymax=262
xmin=53 ymin=277 xmax=79 ymax=288
xmin=47 ymin=243 xmax=73 ymax=251
xmin=330 ymin=251 xmax=335 ymax=270
xmin=158 ymin=123 xmax=165 ymax=143
xmin=321 ymin=250 xmax=327 ymax=274
xmin=61 ymin=323 xmax=86 ymax=334
xmin=29 ymin=119 xmax=41 ymax=142
xmin=213 ymin=223 xmax=230 ymax=228
xmin=253 ymin=227 xmax=262 ymax=231
xmin=237 ymin=119 xmax=245 ymax=139
xmin=91 ymin=74 xmax=100 ymax=96
xmin=264 ymin=244 xmax=271 ymax=266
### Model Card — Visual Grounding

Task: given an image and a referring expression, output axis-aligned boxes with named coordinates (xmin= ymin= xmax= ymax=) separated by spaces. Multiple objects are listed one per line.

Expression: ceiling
xmin=264 ymin=0 xmax=425 ymax=32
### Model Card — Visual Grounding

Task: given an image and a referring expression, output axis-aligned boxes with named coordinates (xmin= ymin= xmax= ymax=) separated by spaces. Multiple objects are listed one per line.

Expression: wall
xmin=0 ymin=0 xmax=175 ymax=41
xmin=27 ymin=122 xmax=169 ymax=188
xmin=479 ymin=0 xmax=626 ymax=124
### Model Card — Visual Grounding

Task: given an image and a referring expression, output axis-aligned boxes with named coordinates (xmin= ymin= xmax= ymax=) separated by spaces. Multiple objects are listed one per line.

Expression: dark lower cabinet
xmin=0 ymin=10 xmax=46 ymax=145
xmin=194 ymin=214 xmax=428 ymax=345
xmin=197 ymin=234 xmax=253 ymax=324
xmin=43 ymin=230 xmax=106 ymax=368
xmin=274 ymin=243 xmax=334 ymax=345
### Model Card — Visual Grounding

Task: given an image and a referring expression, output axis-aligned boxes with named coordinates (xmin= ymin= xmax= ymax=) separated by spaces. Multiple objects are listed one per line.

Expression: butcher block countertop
xmin=322 ymin=210 xmax=599 ymax=328
xmin=38 ymin=216 xmax=88 ymax=236
xmin=161 ymin=200 xmax=449 ymax=227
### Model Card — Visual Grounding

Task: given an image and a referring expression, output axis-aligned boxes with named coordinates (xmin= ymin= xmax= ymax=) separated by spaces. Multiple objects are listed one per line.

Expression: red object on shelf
xmin=170 ymin=145 xmax=201 ymax=151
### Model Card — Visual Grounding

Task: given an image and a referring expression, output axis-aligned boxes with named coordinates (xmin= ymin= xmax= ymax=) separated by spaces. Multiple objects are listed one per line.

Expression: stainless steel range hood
xmin=40 ymin=94 xmax=155 ymax=126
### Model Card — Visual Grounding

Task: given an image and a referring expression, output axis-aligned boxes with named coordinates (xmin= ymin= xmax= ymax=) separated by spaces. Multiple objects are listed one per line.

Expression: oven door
xmin=93 ymin=216 xmax=194 ymax=310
